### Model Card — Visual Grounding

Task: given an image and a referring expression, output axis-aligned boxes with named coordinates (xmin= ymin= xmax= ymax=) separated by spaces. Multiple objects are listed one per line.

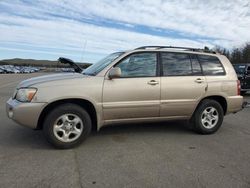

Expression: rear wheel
xmin=43 ymin=103 xmax=91 ymax=149
xmin=192 ymin=99 xmax=224 ymax=134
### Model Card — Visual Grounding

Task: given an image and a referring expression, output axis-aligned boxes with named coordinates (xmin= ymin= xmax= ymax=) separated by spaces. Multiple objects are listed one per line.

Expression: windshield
xmin=82 ymin=52 xmax=124 ymax=75
xmin=233 ymin=65 xmax=246 ymax=74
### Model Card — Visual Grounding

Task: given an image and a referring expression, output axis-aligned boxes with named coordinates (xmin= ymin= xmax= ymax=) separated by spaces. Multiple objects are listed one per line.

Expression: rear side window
xmin=198 ymin=55 xmax=225 ymax=75
xmin=161 ymin=52 xmax=192 ymax=76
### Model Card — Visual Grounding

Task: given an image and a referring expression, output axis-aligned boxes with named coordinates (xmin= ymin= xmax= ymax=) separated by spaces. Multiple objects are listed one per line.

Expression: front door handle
xmin=195 ymin=78 xmax=204 ymax=83
xmin=148 ymin=80 xmax=159 ymax=85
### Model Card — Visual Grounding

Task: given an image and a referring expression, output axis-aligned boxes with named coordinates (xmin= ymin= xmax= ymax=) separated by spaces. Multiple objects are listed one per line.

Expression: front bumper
xmin=6 ymin=98 xmax=46 ymax=129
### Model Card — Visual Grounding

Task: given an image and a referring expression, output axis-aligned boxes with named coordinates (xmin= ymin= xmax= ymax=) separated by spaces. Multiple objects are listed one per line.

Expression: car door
xmin=102 ymin=52 xmax=160 ymax=120
xmin=160 ymin=52 xmax=207 ymax=117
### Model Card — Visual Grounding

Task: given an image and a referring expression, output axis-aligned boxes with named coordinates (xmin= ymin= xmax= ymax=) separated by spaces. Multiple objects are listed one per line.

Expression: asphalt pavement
xmin=0 ymin=73 xmax=250 ymax=188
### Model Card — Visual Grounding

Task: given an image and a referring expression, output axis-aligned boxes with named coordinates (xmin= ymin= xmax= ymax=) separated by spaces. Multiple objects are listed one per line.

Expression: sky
xmin=0 ymin=0 xmax=250 ymax=63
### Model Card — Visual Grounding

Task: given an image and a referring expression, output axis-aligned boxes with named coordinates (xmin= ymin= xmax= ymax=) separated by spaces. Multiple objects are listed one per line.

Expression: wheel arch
xmin=193 ymin=95 xmax=227 ymax=117
xmin=37 ymin=98 xmax=98 ymax=131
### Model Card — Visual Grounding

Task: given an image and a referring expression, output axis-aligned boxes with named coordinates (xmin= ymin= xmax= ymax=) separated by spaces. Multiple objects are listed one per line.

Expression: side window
xmin=198 ymin=55 xmax=225 ymax=76
xmin=161 ymin=52 xmax=192 ymax=76
xmin=115 ymin=53 xmax=157 ymax=77
xmin=190 ymin=55 xmax=202 ymax=75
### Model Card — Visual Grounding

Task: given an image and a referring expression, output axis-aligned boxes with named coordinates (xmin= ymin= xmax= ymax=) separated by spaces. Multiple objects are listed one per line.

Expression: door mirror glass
xmin=108 ymin=67 xmax=121 ymax=79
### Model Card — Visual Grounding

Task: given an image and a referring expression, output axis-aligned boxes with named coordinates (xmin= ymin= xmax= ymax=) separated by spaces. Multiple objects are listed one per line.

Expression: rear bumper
xmin=6 ymin=98 xmax=46 ymax=129
xmin=226 ymin=96 xmax=244 ymax=114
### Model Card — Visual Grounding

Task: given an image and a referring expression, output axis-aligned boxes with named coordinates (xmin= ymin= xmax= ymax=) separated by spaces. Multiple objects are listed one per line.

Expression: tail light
xmin=237 ymin=80 xmax=241 ymax=95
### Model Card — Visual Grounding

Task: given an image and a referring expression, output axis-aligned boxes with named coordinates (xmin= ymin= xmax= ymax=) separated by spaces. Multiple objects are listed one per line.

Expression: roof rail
xmin=134 ymin=46 xmax=217 ymax=54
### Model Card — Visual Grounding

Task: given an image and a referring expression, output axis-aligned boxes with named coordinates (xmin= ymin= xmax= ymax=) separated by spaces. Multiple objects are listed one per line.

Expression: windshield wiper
xmin=82 ymin=72 xmax=95 ymax=76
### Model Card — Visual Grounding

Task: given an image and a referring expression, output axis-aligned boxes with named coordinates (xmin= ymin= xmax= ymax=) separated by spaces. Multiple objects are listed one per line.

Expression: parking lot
xmin=0 ymin=73 xmax=250 ymax=188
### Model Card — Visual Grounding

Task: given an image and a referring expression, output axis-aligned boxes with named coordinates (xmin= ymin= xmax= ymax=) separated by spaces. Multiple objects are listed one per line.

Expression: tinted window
xmin=190 ymin=55 xmax=202 ymax=75
xmin=198 ymin=55 xmax=225 ymax=75
xmin=247 ymin=66 xmax=250 ymax=74
xmin=233 ymin=65 xmax=246 ymax=74
xmin=161 ymin=52 xmax=192 ymax=76
xmin=115 ymin=53 xmax=157 ymax=77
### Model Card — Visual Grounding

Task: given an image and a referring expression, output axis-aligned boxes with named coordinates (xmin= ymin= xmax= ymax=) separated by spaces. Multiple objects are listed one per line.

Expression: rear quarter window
xmin=198 ymin=55 xmax=225 ymax=76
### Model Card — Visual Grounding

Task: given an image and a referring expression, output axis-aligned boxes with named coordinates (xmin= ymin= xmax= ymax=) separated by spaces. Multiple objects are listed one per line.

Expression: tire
xmin=43 ymin=103 xmax=91 ymax=149
xmin=192 ymin=99 xmax=224 ymax=134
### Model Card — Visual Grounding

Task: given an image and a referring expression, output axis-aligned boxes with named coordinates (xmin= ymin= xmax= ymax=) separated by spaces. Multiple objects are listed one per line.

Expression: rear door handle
xmin=147 ymin=80 xmax=159 ymax=85
xmin=195 ymin=78 xmax=204 ymax=83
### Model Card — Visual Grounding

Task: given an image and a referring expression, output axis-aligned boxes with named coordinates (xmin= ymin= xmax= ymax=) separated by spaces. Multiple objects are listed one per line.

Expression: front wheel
xmin=43 ymin=103 xmax=91 ymax=149
xmin=192 ymin=99 xmax=224 ymax=134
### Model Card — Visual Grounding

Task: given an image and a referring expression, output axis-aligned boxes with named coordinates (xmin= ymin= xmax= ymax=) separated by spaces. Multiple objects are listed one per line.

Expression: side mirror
xmin=108 ymin=67 xmax=121 ymax=79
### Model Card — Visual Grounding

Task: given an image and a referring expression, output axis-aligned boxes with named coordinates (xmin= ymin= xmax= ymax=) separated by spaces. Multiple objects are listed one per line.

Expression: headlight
xmin=15 ymin=88 xmax=37 ymax=102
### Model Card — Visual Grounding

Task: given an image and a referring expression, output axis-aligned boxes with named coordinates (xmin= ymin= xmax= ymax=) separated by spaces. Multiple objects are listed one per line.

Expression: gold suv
xmin=6 ymin=46 xmax=243 ymax=148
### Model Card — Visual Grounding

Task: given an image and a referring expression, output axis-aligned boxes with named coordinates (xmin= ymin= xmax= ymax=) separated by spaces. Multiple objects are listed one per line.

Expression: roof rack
xmin=134 ymin=46 xmax=217 ymax=54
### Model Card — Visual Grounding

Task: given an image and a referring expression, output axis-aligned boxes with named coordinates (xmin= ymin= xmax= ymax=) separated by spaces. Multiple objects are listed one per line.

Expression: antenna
xmin=80 ymin=40 xmax=87 ymax=63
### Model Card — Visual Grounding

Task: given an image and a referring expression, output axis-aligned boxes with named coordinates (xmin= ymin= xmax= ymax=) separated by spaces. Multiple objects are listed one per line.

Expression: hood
xmin=18 ymin=73 xmax=86 ymax=88
xmin=58 ymin=57 xmax=82 ymax=73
